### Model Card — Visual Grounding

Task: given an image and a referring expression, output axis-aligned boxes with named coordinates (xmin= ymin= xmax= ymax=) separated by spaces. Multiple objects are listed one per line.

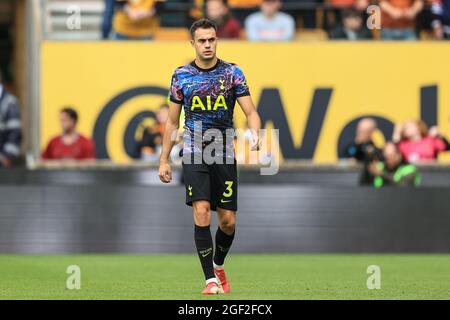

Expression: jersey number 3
xmin=223 ymin=181 xmax=234 ymax=198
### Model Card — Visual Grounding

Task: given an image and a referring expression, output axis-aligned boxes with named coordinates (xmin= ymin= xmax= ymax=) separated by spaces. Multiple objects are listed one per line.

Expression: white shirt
xmin=245 ymin=12 xmax=295 ymax=41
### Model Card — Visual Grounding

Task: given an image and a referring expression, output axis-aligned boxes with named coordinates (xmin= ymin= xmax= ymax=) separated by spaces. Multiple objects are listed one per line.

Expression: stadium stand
xmin=0 ymin=1 xmax=14 ymax=74
xmin=38 ymin=0 xmax=439 ymax=40
xmin=154 ymin=26 xmax=191 ymax=40
xmin=295 ymin=28 xmax=329 ymax=40
xmin=44 ymin=0 xmax=104 ymax=40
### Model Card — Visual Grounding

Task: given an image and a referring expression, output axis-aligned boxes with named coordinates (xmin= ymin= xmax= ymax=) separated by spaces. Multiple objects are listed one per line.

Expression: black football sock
xmin=213 ymin=226 xmax=235 ymax=267
xmin=194 ymin=225 xmax=215 ymax=281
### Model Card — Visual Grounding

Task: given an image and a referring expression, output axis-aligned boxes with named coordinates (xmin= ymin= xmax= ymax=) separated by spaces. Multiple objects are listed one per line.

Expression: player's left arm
xmin=237 ymin=95 xmax=261 ymax=151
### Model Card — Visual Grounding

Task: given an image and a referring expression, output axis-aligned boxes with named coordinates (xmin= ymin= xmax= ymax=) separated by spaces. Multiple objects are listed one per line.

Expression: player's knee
xmin=193 ymin=202 xmax=211 ymax=225
xmin=220 ymin=217 xmax=236 ymax=234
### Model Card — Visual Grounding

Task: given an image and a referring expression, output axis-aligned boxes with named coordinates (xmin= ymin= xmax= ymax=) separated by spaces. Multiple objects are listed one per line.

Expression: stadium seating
xmin=295 ymin=29 xmax=329 ymax=41
xmin=154 ymin=27 xmax=191 ymax=40
xmin=44 ymin=0 xmax=104 ymax=40
xmin=39 ymin=0 xmax=437 ymax=41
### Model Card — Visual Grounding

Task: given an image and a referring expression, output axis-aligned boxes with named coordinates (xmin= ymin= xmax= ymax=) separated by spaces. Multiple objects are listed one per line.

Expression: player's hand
xmin=158 ymin=161 xmax=172 ymax=183
xmin=250 ymin=131 xmax=261 ymax=151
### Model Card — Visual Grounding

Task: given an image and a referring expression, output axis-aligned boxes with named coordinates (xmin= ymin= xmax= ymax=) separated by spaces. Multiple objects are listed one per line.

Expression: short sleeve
xmin=85 ymin=138 xmax=96 ymax=159
xmin=169 ymin=71 xmax=184 ymax=104
xmin=233 ymin=65 xmax=250 ymax=97
xmin=433 ymin=137 xmax=447 ymax=152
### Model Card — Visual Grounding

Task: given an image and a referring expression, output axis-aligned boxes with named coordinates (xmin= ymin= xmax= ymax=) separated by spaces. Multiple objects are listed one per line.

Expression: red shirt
xmin=398 ymin=136 xmax=447 ymax=163
xmin=329 ymin=0 xmax=357 ymax=7
xmin=217 ymin=17 xmax=242 ymax=39
xmin=381 ymin=0 xmax=418 ymax=29
xmin=42 ymin=134 xmax=96 ymax=160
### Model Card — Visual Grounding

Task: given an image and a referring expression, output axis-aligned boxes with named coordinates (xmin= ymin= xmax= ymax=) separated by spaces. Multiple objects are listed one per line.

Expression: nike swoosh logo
xmin=200 ymin=248 xmax=212 ymax=257
xmin=221 ymin=199 xmax=232 ymax=203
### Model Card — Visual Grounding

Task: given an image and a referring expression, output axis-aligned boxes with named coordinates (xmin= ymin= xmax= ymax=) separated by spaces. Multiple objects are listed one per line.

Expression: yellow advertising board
xmin=41 ymin=41 xmax=450 ymax=162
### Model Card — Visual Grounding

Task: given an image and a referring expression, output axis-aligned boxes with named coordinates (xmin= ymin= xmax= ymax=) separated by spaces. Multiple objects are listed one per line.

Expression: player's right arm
xmin=158 ymin=101 xmax=182 ymax=183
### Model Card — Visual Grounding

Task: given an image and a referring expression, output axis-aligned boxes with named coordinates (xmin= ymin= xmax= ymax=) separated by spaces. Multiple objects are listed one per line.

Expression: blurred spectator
xmin=156 ymin=103 xmax=169 ymax=135
xmin=245 ymin=0 xmax=296 ymax=41
xmin=282 ymin=0 xmax=320 ymax=29
xmin=431 ymin=0 xmax=450 ymax=39
xmin=140 ymin=118 xmax=161 ymax=161
xmin=330 ymin=8 xmax=373 ymax=39
xmin=102 ymin=0 xmax=158 ymax=40
xmin=206 ymin=0 xmax=242 ymax=39
xmin=392 ymin=119 xmax=450 ymax=163
xmin=140 ymin=104 xmax=168 ymax=161
xmin=42 ymin=108 xmax=96 ymax=160
xmin=0 ymin=71 xmax=22 ymax=168
xmin=379 ymin=0 xmax=424 ymax=40
xmin=328 ymin=0 xmax=369 ymax=31
xmin=229 ymin=0 xmax=262 ymax=7
xmin=344 ymin=118 xmax=382 ymax=185
xmin=329 ymin=0 xmax=369 ymax=10
xmin=369 ymin=142 xmax=421 ymax=187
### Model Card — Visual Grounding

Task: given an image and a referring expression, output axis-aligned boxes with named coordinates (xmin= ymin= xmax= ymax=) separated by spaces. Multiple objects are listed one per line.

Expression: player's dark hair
xmin=189 ymin=18 xmax=217 ymax=39
xmin=61 ymin=107 xmax=78 ymax=123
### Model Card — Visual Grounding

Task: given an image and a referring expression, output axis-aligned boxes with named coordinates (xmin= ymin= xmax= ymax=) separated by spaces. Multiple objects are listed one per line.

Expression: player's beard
xmin=201 ymin=55 xmax=215 ymax=62
xmin=200 ymin=49 xmax=216 ymax=61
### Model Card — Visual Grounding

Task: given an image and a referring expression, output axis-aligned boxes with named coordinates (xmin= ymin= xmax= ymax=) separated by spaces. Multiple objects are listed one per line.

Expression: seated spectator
xmin=140 ymin=104 xmax=168 ymax=161
xmin=102 ymin=0 xmax=158 ymax=40
xmin=328 ymin=0 xmax=369 ymax=31
xmin=156 ymin=103 xmax=169 ymax=136
xmin=245 ymin=0 xmax=295 ymax=41
xmin=0 ymin=71 xmax=22 ymax=168
xmin=42 ymin=108 xmax=96 ymax=160
xmin=343 ymin=118 xmax=382 ymax=185
xmin=431 ymin=0 xmax=450 ymax=39
xmin=369 ymin=142 xmax=421 ymax=187
xmin=392 ymin=119 xmax=449 ymax=163
xmin=330 ymin=7 xmax=373 ymax=39
xmin=379 ymin=0 xmax=424 ymax=40
xmin=206 ymin=0 xmax=242 ymax=39
xmin=140 ymin=118 xmax=161 ymax=161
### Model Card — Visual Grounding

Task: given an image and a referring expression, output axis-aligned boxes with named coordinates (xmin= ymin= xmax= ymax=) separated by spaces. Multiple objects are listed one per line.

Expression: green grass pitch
xmin=0 ymin=254 xmax=449 ymax=300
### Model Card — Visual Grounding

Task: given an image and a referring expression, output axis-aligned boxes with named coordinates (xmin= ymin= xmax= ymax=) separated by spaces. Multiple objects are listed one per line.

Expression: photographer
xmin=369 ymin=142 xmax=421 ymax=187
xmin=343 ymin=118 xmax=382 ymax=185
